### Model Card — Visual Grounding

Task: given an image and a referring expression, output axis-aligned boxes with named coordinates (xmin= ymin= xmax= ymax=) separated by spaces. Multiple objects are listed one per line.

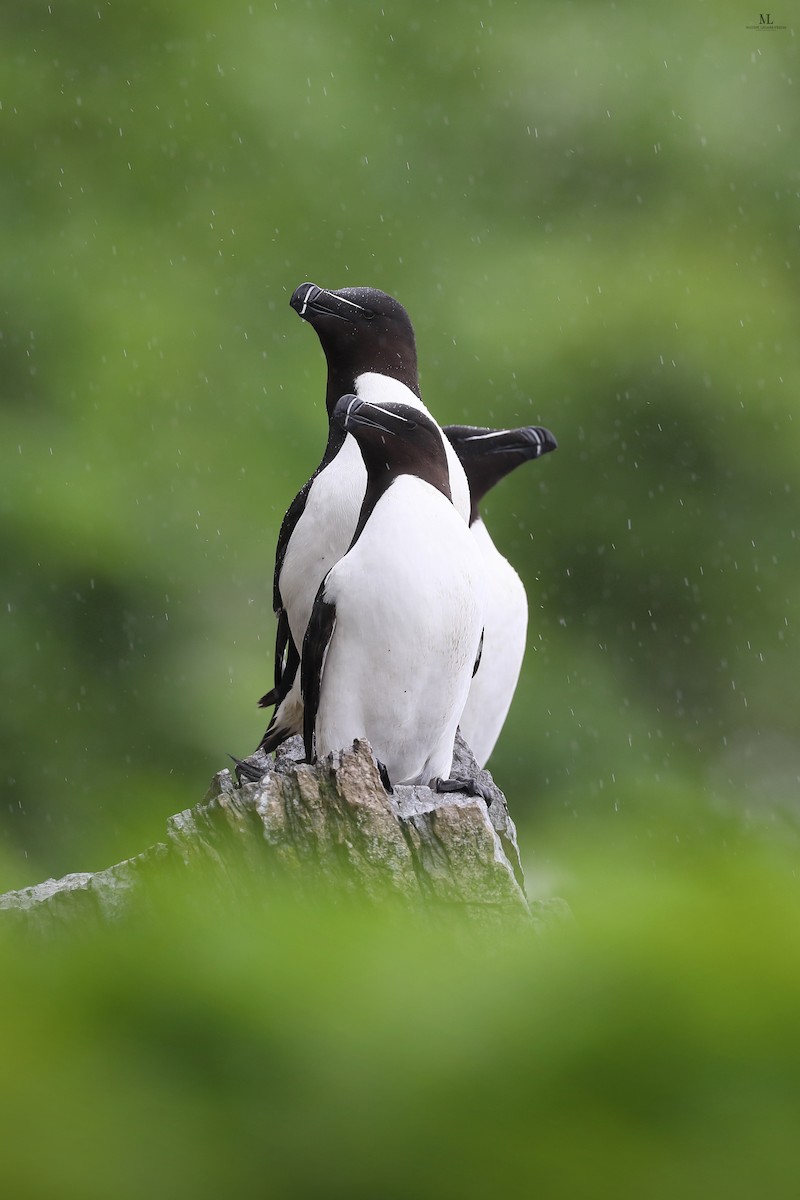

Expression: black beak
xmin=289 ymin=282 xmax=324 ymax=316
xmin=290 ymin=282 xmax=365 ymax=324
xmin=444 ymin=424 xmax=558 ymax=459
xmin=518 ymin=426 xmax=558 ymax=457
xmin=333 ymin=394 xmax=416 ymax=436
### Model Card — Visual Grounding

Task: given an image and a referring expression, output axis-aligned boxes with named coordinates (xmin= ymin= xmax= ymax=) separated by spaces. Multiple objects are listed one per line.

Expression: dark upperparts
xmin=290 ymin=282 xmax=420 ymax=412
xmin=444 ymin=424 xmax=558 ymax=524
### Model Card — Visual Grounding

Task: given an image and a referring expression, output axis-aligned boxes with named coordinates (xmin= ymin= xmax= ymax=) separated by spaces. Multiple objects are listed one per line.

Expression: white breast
xmin=274 ymin=373 xmax=472 ymax=745
xmin=315 ymin=476 xmax=486 ymax=786
xmin=279 ymin=432 xmax=367 ymax=656
xmin=354 ymin=372 xmax=472 ymax=525
xmin=281 ymin=372 xmax=470 ymax=654
xmin=457 ymin=518 xmax=528 ymax=767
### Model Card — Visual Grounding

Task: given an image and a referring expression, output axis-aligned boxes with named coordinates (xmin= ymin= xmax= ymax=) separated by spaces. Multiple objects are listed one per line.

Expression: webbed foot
xmin=229 ymin=751 xmax=270 ymax=786
xmin=432 ymin=775 xmax=493 ymax=807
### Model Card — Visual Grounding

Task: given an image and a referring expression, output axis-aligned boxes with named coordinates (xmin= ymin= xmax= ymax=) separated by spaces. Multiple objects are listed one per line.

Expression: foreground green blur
xmin=2 ymin=0 xmax=798 ymax=885
xmin=3 ymin=842 xmax=800 ymax=1200
xmin=2 ymin=6 xmax=799 ymax=1187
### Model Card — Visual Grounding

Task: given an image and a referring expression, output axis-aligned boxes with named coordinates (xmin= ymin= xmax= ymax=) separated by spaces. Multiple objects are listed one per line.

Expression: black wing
xmin=472 ymin=628 xmax=485 ymax=678
xmin=257 ymin=654 xmax=300 ymax=754
xmin=300 ymin=579 xmax=337 ymax=764
xmin=258 ymin=609 xmax=300 ymax=709
xmin=267 ymin=421 xmax=349 ymax=701
xmin=272 ymin=477 xmax=314 ymax=613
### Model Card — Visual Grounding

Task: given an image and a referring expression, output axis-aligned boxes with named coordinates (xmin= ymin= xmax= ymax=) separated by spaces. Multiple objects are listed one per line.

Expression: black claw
xmin=229 ymin=753 xmax=267 ymax=786
xmin=377 ymin=760 xmax=394 ymax=794
xmin=474 ymin=780 xmax=494 ymax=808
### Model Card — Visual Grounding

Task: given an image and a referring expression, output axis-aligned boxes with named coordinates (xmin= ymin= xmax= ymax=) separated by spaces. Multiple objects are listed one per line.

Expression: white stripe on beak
xmin=367 ymin=403 xmax=412 ymax=424
xmin=330 ymin=292 xmax=366 ymax=311
xmin=459 ymin=430 xmax=510 ymax=442
xmin=299 ymin=283 xmax=317 ymax=317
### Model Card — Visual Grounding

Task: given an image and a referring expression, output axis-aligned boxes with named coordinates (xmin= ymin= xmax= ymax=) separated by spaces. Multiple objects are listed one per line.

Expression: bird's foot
xmin=432 ymin=775 xmax=493 ymax=807
xmin=229 ymin=749 xmax=271 ymax=786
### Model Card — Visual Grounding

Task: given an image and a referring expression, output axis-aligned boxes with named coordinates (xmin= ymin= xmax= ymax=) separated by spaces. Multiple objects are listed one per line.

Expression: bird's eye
xmin=361 ymin=308 xmax=376 ymax=322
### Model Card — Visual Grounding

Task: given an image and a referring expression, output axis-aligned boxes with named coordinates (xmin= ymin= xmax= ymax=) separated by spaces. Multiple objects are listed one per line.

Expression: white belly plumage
xmin=457 ymin=518 xmax=527 ymax=767
xmin=312 ymin=475 xmax=486 ymax=786
xmin=272 ymin=375 xmax=472 ymax=740
xmin=279 ymin=433 xmax=366 ymax=657
xmin=352 ymin=373 xmax=472 ymax=524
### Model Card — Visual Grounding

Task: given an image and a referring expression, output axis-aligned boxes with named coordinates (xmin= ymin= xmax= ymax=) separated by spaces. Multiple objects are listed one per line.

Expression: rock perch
xmin=0 ymin=735 xmax=565 ymax=931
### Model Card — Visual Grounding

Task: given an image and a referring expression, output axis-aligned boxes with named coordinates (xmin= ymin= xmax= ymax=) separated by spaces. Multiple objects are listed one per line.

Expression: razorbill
xmin=302 ymin=395 xmax=487 ymax=792
xmin=442 ymin=423 xmax=558 ymax=768
xmin=244 ymin=283 xmax=471 ymax=769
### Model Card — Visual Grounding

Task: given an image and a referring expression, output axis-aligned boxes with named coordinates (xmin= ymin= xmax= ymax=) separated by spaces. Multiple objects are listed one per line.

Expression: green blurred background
xmin=2 ymin=1 xmax=800 ymax=1194
xmin=3 ymin=0 xmax=798 ymax=886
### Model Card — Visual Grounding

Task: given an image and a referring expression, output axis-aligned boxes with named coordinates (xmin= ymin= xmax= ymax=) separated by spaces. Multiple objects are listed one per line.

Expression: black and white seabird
xmin=248 ymin=283 xmax=471 ymax=765
xmin=442 ymin=424 xmax=558 ymax=768
xmin=302 ymin=395 xmax=486 ymax=791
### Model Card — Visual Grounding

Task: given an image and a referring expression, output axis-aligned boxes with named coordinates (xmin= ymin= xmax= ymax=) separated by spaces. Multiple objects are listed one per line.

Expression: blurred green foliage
xmin=4 ymin=855 xmax=800 ymax=1199
xmin=3 ymin=0 xmax=796 ymax=885
xmin=2 ymin=0 xmax=800 ymax=1189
